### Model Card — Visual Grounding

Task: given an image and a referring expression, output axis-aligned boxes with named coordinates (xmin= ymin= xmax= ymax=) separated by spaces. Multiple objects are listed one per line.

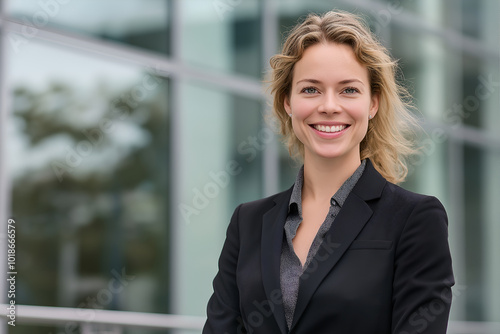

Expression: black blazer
xmin=204 ymin=160 xmax=454 ymax=334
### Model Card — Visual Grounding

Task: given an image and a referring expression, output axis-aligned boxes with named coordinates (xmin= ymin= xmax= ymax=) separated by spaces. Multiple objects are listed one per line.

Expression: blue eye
xmin=302 ymin=87 xmax=318 ymax=94
xmin=343 ymin=87 xmax=359 ymax=94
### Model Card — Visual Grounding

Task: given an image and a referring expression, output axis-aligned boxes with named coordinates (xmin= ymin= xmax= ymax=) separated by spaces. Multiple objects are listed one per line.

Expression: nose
xmin=317 ymin=91 xmax=341 ymax=114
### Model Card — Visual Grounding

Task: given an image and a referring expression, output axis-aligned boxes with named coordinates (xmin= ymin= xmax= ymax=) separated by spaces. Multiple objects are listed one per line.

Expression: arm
xmin=392 ymin=196 xmax=455 ymax=334
xmin=203 ymin=204 xmax=246 ymax=334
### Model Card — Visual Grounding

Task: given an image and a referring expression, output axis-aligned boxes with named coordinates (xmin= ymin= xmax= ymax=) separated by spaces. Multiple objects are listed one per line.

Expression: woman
xmin=203 ymin=10 xmax=454 ymax=334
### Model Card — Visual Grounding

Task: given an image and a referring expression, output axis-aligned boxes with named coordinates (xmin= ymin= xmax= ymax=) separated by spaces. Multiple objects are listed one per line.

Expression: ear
xmin=284 ymin=96 xmax=292 ymax=115
xmin=370 ymin=93 xmax=379 ymax=117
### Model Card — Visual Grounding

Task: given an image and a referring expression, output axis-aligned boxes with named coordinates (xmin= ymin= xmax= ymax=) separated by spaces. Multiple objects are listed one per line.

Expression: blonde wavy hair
xmin=269 ymin=10 xmax=418 ymax=184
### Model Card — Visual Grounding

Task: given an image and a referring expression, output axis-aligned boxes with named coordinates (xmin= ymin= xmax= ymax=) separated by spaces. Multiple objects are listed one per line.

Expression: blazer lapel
xmin=290 ymin=160 xmax=386 ymax=330
xmin=261 ymin=187 xmax=292 ymax=334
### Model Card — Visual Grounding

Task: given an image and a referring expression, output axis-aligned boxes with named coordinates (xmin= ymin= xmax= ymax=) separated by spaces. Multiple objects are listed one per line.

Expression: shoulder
xmin=385 ymin=181 xmax=444 ymax=205
xmin=383 ymin=181 xmax=447 ymax=217
xmin=359 ymin=162 xmax=448 ymax=235
xmin=377 ymin=182 xmax=449 ymax=248
xmin=358 ymin=160 xmax=446 ymax=216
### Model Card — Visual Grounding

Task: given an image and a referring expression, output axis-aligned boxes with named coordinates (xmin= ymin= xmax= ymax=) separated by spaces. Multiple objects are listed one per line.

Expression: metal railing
xmin=0 ymin=304 xmax=205 ymax=331
xmin=447 ymin=320 xmax=500 ymax=334
xmin=2 ymin=304 xmax=500 ymax=333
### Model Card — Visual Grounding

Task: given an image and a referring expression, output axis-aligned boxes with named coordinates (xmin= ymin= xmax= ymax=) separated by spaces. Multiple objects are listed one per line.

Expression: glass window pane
xmin=378 ymin=0 xmax=483 ymax=35
xmin=390 ymin=26 xmax=460 ymax=124
xmin=173 ymin=81 xmax=264 ymax=317
xmin=6 ymin=0 xmax=171 ymax=55
xmin=463 ymin=144 xmax=500 ymax=322
xmin=463 ymin=143 xmax=484 ymax=321
xmin=181 ymin=0 xmax=262 ymax=78
xmin=402 ymin=131 xmax=449 ymax=201
xmin=454 ymin=52 xmax=499 ymax=132
xmin=482 ymin=147 xmax=500 ymax=322
xmin=278 ymin=0 xmax=353 ymax=37
xmin=7 ymin=39 xmax=170 ymax=316
xmin=477 ymin=0 xmax=500 ymax=135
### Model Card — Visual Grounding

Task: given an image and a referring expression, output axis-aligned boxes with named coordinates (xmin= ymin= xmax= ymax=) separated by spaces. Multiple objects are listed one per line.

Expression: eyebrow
xmin=296 ymin=78 xmax=365 ymax=85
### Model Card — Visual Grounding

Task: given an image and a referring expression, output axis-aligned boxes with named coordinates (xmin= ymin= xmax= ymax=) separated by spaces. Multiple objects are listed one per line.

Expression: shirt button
xmin=330 ymin=198 xmax=336 ymax=206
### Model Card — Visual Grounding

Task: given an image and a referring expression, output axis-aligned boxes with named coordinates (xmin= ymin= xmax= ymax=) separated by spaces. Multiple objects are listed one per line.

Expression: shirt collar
xmin=288 ymin=165 xmax=304 ymax=217
xmin=288 ymin=159 xmax=367 ymax=216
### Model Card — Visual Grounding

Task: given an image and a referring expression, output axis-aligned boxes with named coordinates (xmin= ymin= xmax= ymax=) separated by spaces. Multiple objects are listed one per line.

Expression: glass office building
xmin=0 ymin=0 xmax=498 ymax=333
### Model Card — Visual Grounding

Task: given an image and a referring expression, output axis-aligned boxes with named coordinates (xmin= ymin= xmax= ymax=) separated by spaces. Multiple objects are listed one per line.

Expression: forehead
xmin=292 ymin=42 xmax=369 ymax=83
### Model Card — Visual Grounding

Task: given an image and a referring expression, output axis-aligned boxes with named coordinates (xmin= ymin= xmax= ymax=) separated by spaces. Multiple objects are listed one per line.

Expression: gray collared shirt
xmin=280 ymin=160 xmax=367 ymax=329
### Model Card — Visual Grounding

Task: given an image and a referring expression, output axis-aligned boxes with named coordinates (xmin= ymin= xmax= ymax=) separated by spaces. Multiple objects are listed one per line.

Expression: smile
xmin=312 ymin=124 xmax=348 ymax=133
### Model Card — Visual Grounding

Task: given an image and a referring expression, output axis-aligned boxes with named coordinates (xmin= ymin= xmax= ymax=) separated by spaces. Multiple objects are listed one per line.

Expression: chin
xmin=306 ymin=144 xmax=359 ymax=161
xmin=311 ymin=150 xmax=346 ymax=160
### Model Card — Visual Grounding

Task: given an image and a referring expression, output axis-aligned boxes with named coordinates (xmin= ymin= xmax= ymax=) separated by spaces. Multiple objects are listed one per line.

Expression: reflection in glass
xmin=182 ymin=0 xmax=262 ymax=78
xmin=463 ymin=143 xmax=485 ymax=321
xmin=402 ymin=130 xmax=448 ymax=200
xmin=7 ymin=40 xmax=170 ymax=334
xmin=462 ymin=143 xmax=500 ymax=322
xmin=6 ymin=0 xmax=171 ymax=54
xmin=173 ymin=81 xmax=264 ymax=318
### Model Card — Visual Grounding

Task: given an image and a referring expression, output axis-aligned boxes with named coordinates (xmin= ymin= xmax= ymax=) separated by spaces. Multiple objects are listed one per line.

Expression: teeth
xmin=314 ymin=124 xmax=347 ymax=133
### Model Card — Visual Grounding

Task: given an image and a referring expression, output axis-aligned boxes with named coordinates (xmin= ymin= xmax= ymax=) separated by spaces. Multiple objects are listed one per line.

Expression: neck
xmin=302 ymin=152 xmax=361 ymax=203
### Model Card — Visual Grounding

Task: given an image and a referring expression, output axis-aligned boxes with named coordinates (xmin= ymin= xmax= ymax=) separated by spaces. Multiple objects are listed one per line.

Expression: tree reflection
xmin=10 ymin=73 xmax=170 ymax=326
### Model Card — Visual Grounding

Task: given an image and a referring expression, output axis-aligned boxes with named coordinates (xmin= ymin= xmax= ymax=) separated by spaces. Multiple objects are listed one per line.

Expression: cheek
xmin=355 ymin=114 xmax=370 ymax=134
xmin=290 ymin=115 xmax=310 ymax=144
xmin=291 ymin=118 xmax=305 ymax=138
xmin=290 ymin=100 xmax=312 ymax=127
xmin=290 ymin=93 xmax=312 ymax=109
xmin=350 ymin=100 xmax=372 ymax=122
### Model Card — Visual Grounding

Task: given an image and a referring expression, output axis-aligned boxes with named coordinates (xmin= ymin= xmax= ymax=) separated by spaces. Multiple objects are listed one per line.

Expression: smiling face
xmin=284 ymin=42 xmax=379 ymax=165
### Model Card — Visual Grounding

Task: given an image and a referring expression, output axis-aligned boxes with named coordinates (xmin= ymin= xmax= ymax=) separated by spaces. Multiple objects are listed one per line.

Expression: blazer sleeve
xmin=392 ymin=195 xmax=455 ymax=334
xmin=203 ymin=204 xmax=245 ymax=334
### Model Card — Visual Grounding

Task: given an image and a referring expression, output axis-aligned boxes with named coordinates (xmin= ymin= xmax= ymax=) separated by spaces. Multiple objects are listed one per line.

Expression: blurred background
xmin=0 ymin=0 xmax=498 ymax=333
